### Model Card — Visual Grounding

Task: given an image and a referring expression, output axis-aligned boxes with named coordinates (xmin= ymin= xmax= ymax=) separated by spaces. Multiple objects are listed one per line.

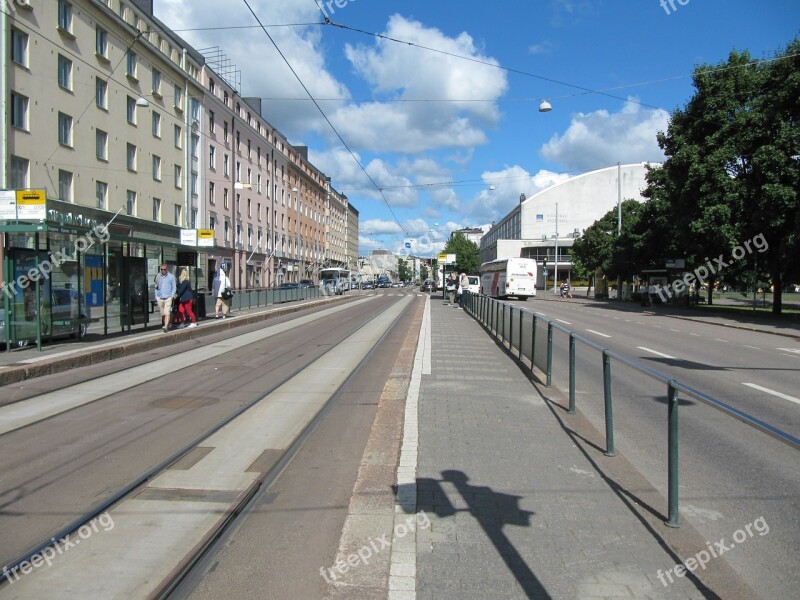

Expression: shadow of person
xmin=411 ymin=470 xmax=551 ymax=599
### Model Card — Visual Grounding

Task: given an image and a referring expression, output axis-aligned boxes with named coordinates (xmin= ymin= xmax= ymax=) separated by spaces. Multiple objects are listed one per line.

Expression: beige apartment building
xmin=326 ymin=185 xmax=348 ymax=269
xmin=1 ymin=0 xmax=357 ymax=349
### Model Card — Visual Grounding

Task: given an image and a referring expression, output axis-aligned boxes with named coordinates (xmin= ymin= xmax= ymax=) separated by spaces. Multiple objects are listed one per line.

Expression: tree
xmin=643 ymin=39 xmax=800 ymax=313
xmin=420 ymin=265 xmax=429 ymax=281
xmin=442 ymin=234 xmax=480 ymax=275
xmin=398 ymin=258 xmax=411 ymax=282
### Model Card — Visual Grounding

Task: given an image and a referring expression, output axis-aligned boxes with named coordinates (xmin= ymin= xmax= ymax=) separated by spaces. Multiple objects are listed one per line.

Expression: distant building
xmin=450 ymin=227 xmax=484 ymax=246
xmin=479 ymin=164 xmax=653 ymax=287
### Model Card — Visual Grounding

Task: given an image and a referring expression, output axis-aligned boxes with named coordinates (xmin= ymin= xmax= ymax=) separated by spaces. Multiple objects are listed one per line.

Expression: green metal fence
xmin=464 ymin=291 xmax=800 ymax=527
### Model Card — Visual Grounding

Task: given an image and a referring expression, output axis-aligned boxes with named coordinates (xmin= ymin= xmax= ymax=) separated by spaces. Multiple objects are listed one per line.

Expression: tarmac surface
xmin=1 ymin=289 xmax=796 ymax=599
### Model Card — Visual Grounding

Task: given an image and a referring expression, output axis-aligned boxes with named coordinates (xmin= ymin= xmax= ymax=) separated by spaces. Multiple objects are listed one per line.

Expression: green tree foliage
xmin=420 ymin=265 xmax=429 ymax=281
xmin=443 ymin=234 xmax=480 ymax=274
xmin=643 ymin=39 xmax=800 ymax=313
xmin=398 ymin=258 xmax=412 ymax=282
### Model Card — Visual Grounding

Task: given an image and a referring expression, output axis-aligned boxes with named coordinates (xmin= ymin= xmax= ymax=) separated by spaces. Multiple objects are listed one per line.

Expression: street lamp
xmin=538 ymin=99 xmax=552 ymax=112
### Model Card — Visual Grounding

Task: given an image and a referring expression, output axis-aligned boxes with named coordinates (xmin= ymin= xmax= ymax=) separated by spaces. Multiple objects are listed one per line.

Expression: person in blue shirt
xmin=154 ymin=263 xmax=176 ymax=332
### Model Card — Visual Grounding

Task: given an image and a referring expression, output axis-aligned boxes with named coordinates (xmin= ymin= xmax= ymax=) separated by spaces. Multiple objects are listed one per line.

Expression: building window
xmin=152 ymin=111 xmax=161 ymax=137
xmin=191 ymin=172 xmax=198 ymax=195
xmin=173 ymin=84 xmax=183 ymax=110
xmin=96 ymin=27 xmax=108 ymax=57
xmin=209 ymin=111 xmax=215 ymax=133
xmin=9 ymin=156 xmax=28 ymax=189
xmin=174 ymin=165 xmax=182 ymax=188
xmin=152 ymin=69 xmax=161 ymax=95
xmin=96 ymin=181 xmax=107 ymax=209
xmin=209 ymin=145 xmax=216 ymax=169
xmin=126 ymin=51 xmax=137 ymax=78
xmin=58 ymin=55 xmax=72 ymax=90
xmin=152 ymin=197 xmax=161 ymax=221
xmin=96 ymin=129 xmax=108 ymax=160
xmin=127 ymin=96 xmax=137 ymax=125
xmin=11 ymin=28 xmax=28 ymax=66
xmin=223 ymin=154 xmax=229 ymax=177
xmin=174 ymin=204 xmax=182 ymax=226
xmin=126 ymin=190 xmax=136 ymax=216
xmin=191 ymin=209 xmax=198 ymax=229
xmin=96 ymin=78 xmax=108 ymax=109
xmin=10 ymin=93 xmax=28 ymax=130
xmin=209 ymin=181 xmax=215 ymax=204
xmin=58 ymin=0 xmax=73 ymax=33
xmin=223 ymin=188 xmax=229 ymax=209
xmin=235 ymin=161 xmax=241 ymax=183
xmin=174 ymin=124 xmax=182 ymax=148
xmin=257 ymin=174 xmax=262 ymax=194
xmin=247 ymin=198 xmax=252 ymax=217
xmin=126 ymin=143 xmax=137 ymax=171
xmin=223 ymin=121 xmax=228 ymax=143
xmin=153 ymin=155 xmax=161 ymax=181
xmin=58 ymin=112 xmax=72 ymax=146
xmin=58 ymin=170 xmax=73 ymax=202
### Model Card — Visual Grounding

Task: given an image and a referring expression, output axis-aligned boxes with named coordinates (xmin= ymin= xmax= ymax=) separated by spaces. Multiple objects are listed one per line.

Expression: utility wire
xmin=241 ymin=0 xmax=408 ymax=237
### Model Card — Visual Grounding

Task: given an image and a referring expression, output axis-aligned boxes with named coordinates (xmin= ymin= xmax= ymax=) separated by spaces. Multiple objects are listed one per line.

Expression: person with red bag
xmin=176 ymin=268 xmax=197 ymax=328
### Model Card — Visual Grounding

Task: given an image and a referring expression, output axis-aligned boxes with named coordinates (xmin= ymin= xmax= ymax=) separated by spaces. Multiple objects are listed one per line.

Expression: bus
xmin=319 ymin=268 xmax=351 ymax=295
xmin=479 ymin=257 xmax=537 ymax=300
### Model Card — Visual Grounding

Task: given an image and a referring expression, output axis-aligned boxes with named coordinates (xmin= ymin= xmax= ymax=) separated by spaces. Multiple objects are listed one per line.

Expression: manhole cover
xmin=151 ymin=396 xmax=218 ymax=409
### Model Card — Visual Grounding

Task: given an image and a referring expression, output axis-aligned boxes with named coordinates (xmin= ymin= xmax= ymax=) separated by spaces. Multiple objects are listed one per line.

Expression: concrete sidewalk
xmin=412 ymin=295 xmax=755 ymax=599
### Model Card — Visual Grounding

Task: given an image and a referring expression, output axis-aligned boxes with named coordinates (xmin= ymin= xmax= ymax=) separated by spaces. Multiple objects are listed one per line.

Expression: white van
xmin=466 ymin=275 xmax=480 ymax=294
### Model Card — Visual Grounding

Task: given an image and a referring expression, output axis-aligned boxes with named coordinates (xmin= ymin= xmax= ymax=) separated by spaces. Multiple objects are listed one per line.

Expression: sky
xmin=155 ymin=0 xmax=800 ymax=257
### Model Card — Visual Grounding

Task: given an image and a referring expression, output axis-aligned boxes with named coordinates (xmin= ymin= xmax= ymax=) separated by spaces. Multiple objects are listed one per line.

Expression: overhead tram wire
xmin=240 ymin=0 xmax=409 ymax=238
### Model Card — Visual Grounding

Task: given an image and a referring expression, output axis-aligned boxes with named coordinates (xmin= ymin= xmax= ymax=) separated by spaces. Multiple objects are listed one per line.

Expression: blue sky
xmin=157 ymin=0 xmax=800 ymax=256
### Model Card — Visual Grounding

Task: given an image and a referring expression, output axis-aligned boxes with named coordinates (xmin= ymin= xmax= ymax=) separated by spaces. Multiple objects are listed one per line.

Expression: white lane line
xmin=777 ymin=348 xmax=800 ymax=354
xmin=555 ymin=319 xmax=572 ymax=325
xmin=690 ymin=333 xmax=701 ymax=337
xmin=586 ymin=329 xmax=611 ymax=338
xmin=744 ymin=345 xmax=761 ymax=350
xmin=637 ymin=347 xmax=676 ymax=359
xmin=714 ymin=338 xmax=729 ymax=343
xmin=635 ymin=322 xmax=645 ymax=325
xmin=669 ymin=328 xmax=681 ymax=332
xmin=742 ymin=383 xmax=800 ymax=406
xmin=782 ymin=354 xmax=800 ymax=360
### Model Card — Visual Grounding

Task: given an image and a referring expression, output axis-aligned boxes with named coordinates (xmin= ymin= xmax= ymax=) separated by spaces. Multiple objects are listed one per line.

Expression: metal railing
xmin=200 ymin=285 xmax=323 ymax=316
xmin=464 ymin=292 xmax=800 ymax=527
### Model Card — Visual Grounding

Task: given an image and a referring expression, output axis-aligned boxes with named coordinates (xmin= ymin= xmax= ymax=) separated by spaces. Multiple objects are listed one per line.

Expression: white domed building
xmin=479 ymin=163 xmax=654 ymax=288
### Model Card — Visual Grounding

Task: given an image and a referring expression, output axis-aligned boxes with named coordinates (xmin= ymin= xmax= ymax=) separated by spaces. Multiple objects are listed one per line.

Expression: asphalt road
xmin=502 ymin=295 xmax=800 ymax=599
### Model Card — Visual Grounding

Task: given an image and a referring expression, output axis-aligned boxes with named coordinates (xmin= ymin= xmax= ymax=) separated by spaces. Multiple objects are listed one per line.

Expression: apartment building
xmin=2 ymin=0 xmax=205 ymax=339
xmin=325 ymin=185 xmax=348 ymax=269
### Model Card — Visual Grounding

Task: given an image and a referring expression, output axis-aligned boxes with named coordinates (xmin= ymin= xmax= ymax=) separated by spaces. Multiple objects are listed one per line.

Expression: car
xmin=362 ymin=281 xmax=374 ymax=290
xmin=466 ymin=276 xmax=480 ymax=294
xmin=298 ymin=279 xmax=315 ymax=287
xmin=420 ymin=280 xmax=434 ymax=292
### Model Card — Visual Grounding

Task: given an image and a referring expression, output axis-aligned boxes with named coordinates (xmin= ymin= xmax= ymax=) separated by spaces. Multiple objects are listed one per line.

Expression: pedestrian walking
xmin=176 ymin=268 xmax=197 ymax=328
xmin=213 ymin=264 xmax=232 ymax=318
xmin=154 ymin=263 xmax=176 ymax=332
xmin=560 ymin=280 xmax=572 ymax=300
xmin=446 ymin=273 xmax=457 ymax=305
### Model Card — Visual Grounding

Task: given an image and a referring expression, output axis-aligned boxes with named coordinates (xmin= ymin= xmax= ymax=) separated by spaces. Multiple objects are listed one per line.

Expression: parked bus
xmin=319 ymin=268 xmax=351 ymax=295
xmin=479 ymin=257 xmax=537 ymax=300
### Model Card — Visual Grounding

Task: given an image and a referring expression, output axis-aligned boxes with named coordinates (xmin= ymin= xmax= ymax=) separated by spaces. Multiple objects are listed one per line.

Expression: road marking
xmin=635 ymin=322 xmax=645 ymax=325
xmin=555 ymin=319 xmax=572 ymax=325
xmin=742 ymin=383 xmax=800 ymax=406
xmin=714 ymin=338 xmax=729 ymax=343
xmin=690 ymin=333 xmax=701 ymax=337
xmin=637 ymin=346 xmax=676 ymax=359
xmin=586 ymin=329 xmax=611 ymax=338
xmin=669 ymin=328 xmax=681 ymax=332
xmin=777 ymin=348 xmax=800 ymax=354
xmin=744 ymin=345 xmax=761 ymax=350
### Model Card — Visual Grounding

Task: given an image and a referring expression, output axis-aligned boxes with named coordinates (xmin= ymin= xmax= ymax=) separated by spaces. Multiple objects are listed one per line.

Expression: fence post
xmin=603 ymin=350 xmax=615 ymax=456
xmin=569 ymin=333 xmax=576 ymax=414
xmin=546 ymin=321 xmax=553 ymax=387
xmin=518 ymin=308 xmax=523 ymax=361
xmin=500 ymin=303 xmax=505 ymax=345
xmin=509 ymin=306 xmax=513 ymax=351
xmin=667 ymin=380 xmax=680 ymax=527
xmin=531 ymin=314 xmax=537 ymax=371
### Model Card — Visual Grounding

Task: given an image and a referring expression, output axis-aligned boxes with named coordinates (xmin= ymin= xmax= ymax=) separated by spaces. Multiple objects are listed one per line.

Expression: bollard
xmin=603 ymin=351 xmax=615 ymax=456
xmin=667 ymin=380 xmax=680 ymax=527
xmin=569 ymin=333 xmax=576 ymax=414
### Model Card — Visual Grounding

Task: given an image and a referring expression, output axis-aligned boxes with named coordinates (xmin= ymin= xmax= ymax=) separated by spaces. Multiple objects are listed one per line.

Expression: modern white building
xmin=479 ymin=163 xmax=653 ymax=286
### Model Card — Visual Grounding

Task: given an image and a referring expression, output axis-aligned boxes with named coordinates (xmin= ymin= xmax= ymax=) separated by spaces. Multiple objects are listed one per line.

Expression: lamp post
xmin=553 ymin=202 xmax=559 ymax=294
xmin=616 ymin=162 xmax=622 ymax=299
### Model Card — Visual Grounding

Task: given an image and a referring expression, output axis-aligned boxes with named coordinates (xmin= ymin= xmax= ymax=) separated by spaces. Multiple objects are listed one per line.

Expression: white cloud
xmin=464 ymin=166 xmax=570 ymax=224
xmin=540 ymin=99 xmax=668 ymax=171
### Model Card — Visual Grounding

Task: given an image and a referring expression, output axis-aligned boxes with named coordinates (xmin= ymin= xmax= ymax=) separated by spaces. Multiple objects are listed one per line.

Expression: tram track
xmin=0 ymin=293 xmax=413 ymax=593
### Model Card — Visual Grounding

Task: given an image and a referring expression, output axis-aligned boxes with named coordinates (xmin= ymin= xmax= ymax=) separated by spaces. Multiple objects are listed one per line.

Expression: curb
xmin=0 ymin=296 xmax=348 ymax=389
